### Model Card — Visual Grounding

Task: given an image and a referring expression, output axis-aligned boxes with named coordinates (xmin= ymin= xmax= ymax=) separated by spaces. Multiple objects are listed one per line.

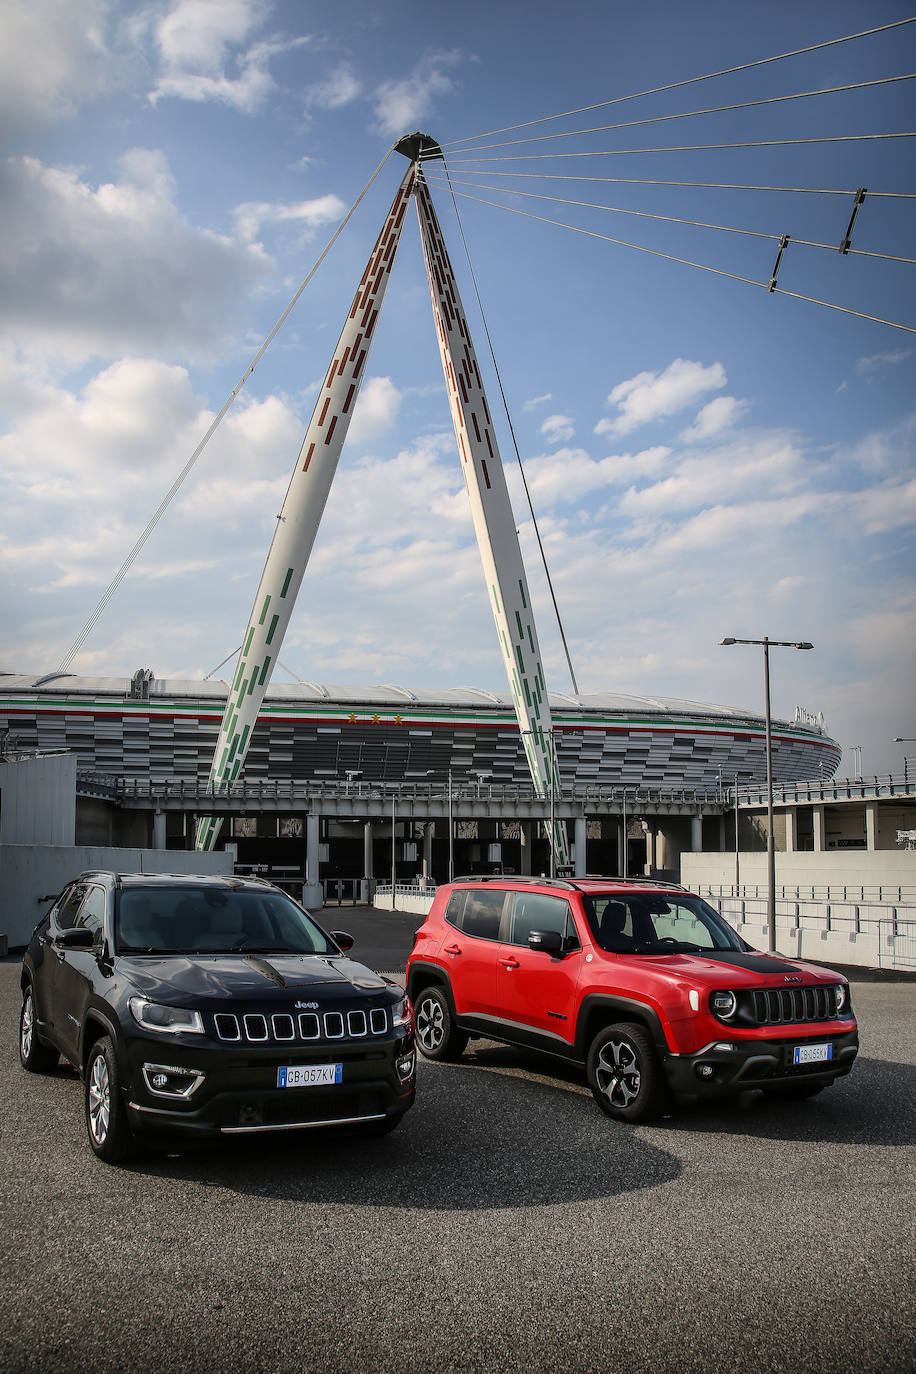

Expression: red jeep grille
xmin=751 ymin=984 xmax=843 ymax=1025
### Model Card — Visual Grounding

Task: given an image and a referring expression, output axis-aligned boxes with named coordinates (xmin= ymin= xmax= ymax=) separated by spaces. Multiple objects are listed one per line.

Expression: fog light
xmin=142 ymin=1062 xmax=205 ymax=1098
xmin=396 ymin=1052 xmax=415 ymax=1083
xmin=695 ymin=1062 xmax=716 ymax=1080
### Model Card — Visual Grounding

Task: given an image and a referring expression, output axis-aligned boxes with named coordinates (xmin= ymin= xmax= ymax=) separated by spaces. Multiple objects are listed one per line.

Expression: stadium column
xmin=195 ymin=165 xmax=415 ymax=852
xmin=412 ymin=167 xmax=570 ymax=868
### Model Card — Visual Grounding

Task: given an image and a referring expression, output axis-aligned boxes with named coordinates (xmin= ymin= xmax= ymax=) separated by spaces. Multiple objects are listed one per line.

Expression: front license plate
xmin=792 ymin=1042 xmax=833 ymax=1065
xmin=277 ymin=1064 xmax=342 ymax=1088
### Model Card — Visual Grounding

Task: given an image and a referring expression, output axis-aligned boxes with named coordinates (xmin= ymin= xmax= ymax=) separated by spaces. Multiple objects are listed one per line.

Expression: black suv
xmin=19 ymin=871 xmax=415 ymax=1162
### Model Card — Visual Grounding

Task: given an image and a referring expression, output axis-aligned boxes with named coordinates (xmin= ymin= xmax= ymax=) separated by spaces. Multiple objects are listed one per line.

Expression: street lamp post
xmin=720 ymin=637 xmax=813 ymax=953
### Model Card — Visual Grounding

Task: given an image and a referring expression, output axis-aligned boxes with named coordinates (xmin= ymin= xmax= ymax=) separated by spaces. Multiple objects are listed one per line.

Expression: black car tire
xmin=414 ymin=986 xmax=469 ymax=1061
xmin=587 ymin=1022 xmax=668 ymax=1123
xmin=85 ymin=1037 xmax=135 ymax=1164
xmin=19 ymin=983 xmax=59 ymax=1073
xmin=763 ymin=1081 xmax=828 ymax=1100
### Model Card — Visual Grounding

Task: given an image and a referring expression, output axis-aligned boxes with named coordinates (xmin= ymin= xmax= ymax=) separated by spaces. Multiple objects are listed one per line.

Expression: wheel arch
xmin=575 ymin=994 xmax=670 ymax=1060
xmin=80 ymin=1007 xmax=121 ymax=1072
xmin=406 ymin=961 xmax=454 ymax=1012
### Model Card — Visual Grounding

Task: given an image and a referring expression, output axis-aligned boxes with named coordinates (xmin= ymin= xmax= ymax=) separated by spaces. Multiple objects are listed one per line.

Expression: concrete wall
xmin=0 ymin=844 xmax=234 ymax=948
xmin=0 ymin=754 xmax=76 ymax=845
xmin=682 ymin=849 xmax=916 ymax=893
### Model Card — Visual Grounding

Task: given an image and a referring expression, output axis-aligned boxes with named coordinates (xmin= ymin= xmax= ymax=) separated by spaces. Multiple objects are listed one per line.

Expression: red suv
xmin=406 ymin=876 xmax=858 ymax=1122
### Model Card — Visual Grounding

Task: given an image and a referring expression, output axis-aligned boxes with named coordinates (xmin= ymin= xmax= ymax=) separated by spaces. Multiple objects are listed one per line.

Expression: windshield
xmin=581 ymin=892 xmax=746 ymax=955
xmin=116 ymin=886 xmax=337 ymax=956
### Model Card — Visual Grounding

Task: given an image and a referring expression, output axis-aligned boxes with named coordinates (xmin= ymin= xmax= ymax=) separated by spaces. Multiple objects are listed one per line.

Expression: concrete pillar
xmin=153 ymin=811 xmax=167 ymax=850
xmin=303 ymin=813 xmax=322 ymax=909
xmin=645 ymin=826 xmax=656 ymax=875
xmin=717 ymin=814 xmax=727 ymax=852
xmin=574 ymin=816 xmax=586 ymax=877
xmin=690 ymin=814 xmax=703 ymax=853
xmin=785 ymin=807 xmax=798 ymax=853
xmin=865 ymin=802 xmax=877 ymax=852
xmin=421 ymin=821 xmax=434 ymax=886
xmin=520 ymin=821 xmax=532 ymax=876
xmin=813 ymin=805 xmax=826 ymax=853
xmin=617 ymin=819 xmax=627 ymax=877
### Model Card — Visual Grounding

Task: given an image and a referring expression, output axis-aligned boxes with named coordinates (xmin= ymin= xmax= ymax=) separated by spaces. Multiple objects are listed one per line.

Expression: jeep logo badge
xmin=294 ymin=1000 xmax=319 ymax=1010
xmin=784 ymin=976 xmax=802 ymax=984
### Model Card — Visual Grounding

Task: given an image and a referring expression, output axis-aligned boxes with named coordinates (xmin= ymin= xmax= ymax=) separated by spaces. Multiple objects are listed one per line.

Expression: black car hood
xmin=118 ymin=953 xmax=389 ymax=1002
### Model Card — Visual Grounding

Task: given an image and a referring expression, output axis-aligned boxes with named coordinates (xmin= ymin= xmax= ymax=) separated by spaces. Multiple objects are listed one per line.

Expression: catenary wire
xmin=444 ymin=73 xmax=916 ymax=157
xmin=433 ymin=165 xmax=581 ymax=697
xmin=441 ymin=186 xmax=916 ymax=334
xmin=442 ymin=17 xmax=916 ymax=147
xmin=57 ymin=146 xmax=397 ymax=675
xmin=426 ymin=175 xmax=916 ymax=265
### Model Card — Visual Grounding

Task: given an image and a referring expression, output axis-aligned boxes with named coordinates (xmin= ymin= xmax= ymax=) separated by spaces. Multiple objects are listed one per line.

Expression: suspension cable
xmin=442 ymin=17 xmax=916 ymax=147
xmin=57 ymin=147 xmax=397 ymax=675
xmin=444 ymin=73 xmax=916 ymax=157
xmin=441 ymin=187 xmax=916 ymax=334
xmin=438 ymin=163 xmax=581 ymax=697
xmin=436 ymin=170 xmax=916 ymax=198
xmin=441 ymin=132 xmax=916 ymax=165
xmin=426 ymin=175 xmax=916 ymax=265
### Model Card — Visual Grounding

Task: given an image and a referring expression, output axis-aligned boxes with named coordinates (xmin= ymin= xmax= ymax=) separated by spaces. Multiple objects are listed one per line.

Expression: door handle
xmin=499 ymin=958 xmax=520 ymax=970
xmin=443 ymin=944 xmax=462 ymax=957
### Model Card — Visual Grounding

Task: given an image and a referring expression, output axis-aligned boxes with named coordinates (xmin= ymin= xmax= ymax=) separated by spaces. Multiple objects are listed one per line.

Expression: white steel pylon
xmin=412 ymin=165 xmax=569 ymax=866
xmin=197 ymin=140 xmax=569 ymax=865
xmin=195 ymin=164 xmax=414 ymax=851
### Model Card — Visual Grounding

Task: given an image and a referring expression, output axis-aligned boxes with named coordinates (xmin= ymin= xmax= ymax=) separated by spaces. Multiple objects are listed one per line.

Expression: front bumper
xmin=664 ymin=1027 xmax=859 ymax=1101
xmin=123 ymin=1035 xmax=416 ymax=1139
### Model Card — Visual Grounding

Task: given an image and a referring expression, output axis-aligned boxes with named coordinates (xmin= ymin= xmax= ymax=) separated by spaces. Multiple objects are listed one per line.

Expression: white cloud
xmin=0 ymin=151 xmax=271 ymax=365
xmin=596 ymin=358 xmax=727 ymax=437
xmin=373 ymin=52 xmax=461 ymax=136
xmin=234 ymin=194 xmax=346 ymax=244
xmin=511 ymin=446 xmax=671 ymax=509
xmin=0 ymin=0 xmax=112 ymax=129
xmin=856 ymin=349 xmax=913 ymax=374
xmin=147 ymin=0 xmax=291 ymax=112
xmin=305 ymin=62 xmax=362 ymax=111
xmin=522 ymin=393 xmax=552 ymax=412
xmin=679 ymin=395 xmax=747 ymax=443
xmin=346 ymin=376 xmax=403 ymax=446
xmin=540 ymin=414 xmax=575 ymax=444
xmin=618 ymin=434 xmax=806 ymax=517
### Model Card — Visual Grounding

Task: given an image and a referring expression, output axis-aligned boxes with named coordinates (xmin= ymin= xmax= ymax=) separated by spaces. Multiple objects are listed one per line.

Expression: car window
xmin=76 ymin=886 xmax=106 ymax=944
xmin=445 ymin=888 xmax=504 ymax=941
xmin=508 ymin=893 xmax=573 ymax=947
xmin=54 ymin=884 xmax=87 ymax=931
xmin=116 ymin=887 xmax=337 ymax=955
xmin=582 ymin=892 xmax=743 ymax=953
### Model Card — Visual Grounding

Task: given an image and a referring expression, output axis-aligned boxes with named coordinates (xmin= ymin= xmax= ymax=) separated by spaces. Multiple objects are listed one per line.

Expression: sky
xmin=1 ymin=0 xmax=914 ymax=778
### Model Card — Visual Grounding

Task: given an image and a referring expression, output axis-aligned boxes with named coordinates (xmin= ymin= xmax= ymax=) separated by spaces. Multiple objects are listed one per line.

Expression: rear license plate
xmin=792 ymin=1042 xmax=833 ymax=1065
xmin=277 ymin=1064 xmax=342 ymax=1088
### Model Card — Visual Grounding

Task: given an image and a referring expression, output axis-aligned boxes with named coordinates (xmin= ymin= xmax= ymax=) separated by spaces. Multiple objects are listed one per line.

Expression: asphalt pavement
xmin=2 ymin=912 xmax=915 ymax=1374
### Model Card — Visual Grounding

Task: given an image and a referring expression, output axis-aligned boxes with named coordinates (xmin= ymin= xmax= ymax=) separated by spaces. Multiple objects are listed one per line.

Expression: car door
xmin=49 ymin=883 xmax=104 ymax=1063
xmin=496 ymin=892 xmax=582 ymax=1046
xmin=440 ymin=888 xmax=506 ymax=1019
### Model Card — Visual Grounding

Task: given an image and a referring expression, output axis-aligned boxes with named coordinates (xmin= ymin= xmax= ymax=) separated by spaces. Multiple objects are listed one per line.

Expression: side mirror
xmin=331 ymin=930 xmax=355 ymax=953
xmin=528 ymin=929 xmax=563 ymax=956
xmin=56 ymin=927 xmax=95 ymax=949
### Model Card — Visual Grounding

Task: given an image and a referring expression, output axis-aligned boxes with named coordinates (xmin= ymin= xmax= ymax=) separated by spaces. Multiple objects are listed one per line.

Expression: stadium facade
xmin=0 ymin=669 xmax=841 ymax=888
xmin=0 ymin=670 xmax=839 ymax=791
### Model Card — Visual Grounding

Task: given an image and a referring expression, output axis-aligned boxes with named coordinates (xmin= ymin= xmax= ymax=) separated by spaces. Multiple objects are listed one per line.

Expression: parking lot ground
xmin=2 ymin=939 xmax=914 ymax=1374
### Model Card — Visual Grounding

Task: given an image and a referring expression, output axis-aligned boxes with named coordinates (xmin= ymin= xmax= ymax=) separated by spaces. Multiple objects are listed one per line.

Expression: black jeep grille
xmin=212 ymin=1007 xmax=389 ymax=1043
xmin=750 ymin=984 xmax=843 ymax=1026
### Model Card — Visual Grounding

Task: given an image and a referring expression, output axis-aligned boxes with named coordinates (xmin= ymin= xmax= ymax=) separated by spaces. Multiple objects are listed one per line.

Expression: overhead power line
xmin=443 ymin=17 xmax=916 ymax=148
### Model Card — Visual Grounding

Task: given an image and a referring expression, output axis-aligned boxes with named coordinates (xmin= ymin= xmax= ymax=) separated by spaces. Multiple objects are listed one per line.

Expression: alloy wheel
xmin=87 ymin=1053 xmax=111 ymax=1145
xmin=416 ymin=996 xmax=444 ymax=1053
xmin=595 ymin=1036 xmax=642 ymax=1109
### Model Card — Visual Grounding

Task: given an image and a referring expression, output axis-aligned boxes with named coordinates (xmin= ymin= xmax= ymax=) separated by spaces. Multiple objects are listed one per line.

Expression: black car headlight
xmin=391 ymin=995 xmax=413 ymax=1031
xmin=710 ymin=990 xmax=738 ymax=1020
xmin=129 ymin=997 xmax=204 ymax=1035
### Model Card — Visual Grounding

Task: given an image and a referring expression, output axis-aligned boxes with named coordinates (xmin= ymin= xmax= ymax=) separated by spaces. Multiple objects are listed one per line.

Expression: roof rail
xmin=450 ymin=873 xmax=580 ymax=891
